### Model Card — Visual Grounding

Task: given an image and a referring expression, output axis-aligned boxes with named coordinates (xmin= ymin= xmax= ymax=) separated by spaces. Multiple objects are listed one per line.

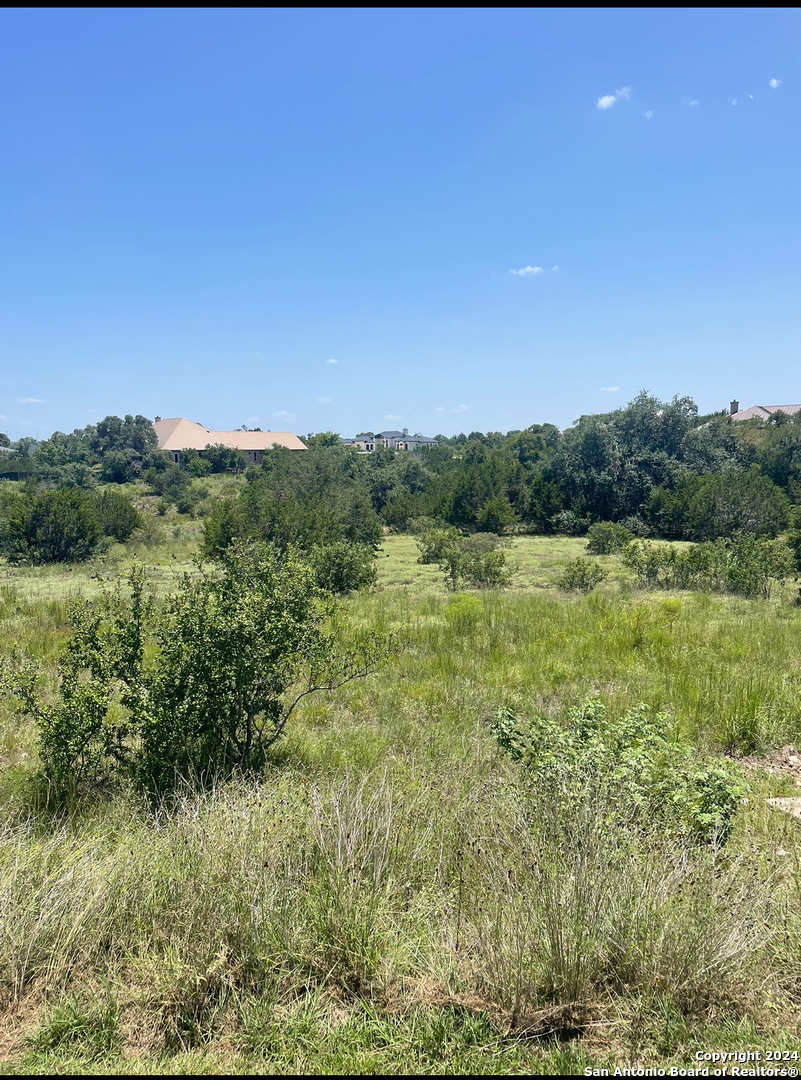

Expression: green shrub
xmin=2 ymin=542 xmax=384 ymax=794
xmin=410 ymin=518 xmax=460 ymax=564
xmin=94 ymin=487 xmax=142 ymax=541
xmin=551 ymin=509 xmax=590 ymax=536
xmin=586 ymin=521 xmax=633 ymax=554
xmin=557 ymin=557 xmax=607 ymax=592
xmin=437 ymin=533 xmax=512 ymax=591
xmin=0 ymin=488 xmax=102 ymax=564
xmin=622 ymin=536 xmax=796 ymax=598
xmin=310 ymin=541 xmax=377 ymax=595
xmin=491 ymin=698 xmax=745 ymax=844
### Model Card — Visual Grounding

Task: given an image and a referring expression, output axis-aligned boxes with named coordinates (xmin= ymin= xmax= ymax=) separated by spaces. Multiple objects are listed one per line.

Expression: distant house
xmin=727 ymin=400 xmax=801 ymax=422
xmin=153 ymin=418 xmax=307 ymax=465
xmin=341 ymin=428 xmax=437 ymax=453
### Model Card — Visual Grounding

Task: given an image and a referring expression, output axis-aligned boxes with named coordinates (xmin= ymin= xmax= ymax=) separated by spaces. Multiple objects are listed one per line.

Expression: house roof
xmin=731 ymin=404 xmax=801 ymax=422
xmin=374 ymin=430 xmax=436 ymax=442
xmin=154 ymin=418 xmax=306 ymax=452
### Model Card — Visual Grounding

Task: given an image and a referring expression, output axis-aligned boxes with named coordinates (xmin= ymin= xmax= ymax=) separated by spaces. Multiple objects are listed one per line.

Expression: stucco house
xmin=341 ymin=428 xmax=437 ymax=453
xmin=153 ymin=417 xmax=306 ymax=465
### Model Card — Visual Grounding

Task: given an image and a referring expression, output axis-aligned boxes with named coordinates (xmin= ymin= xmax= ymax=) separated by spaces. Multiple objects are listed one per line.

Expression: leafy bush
xmin=646 ymin=470 xmax=789 ymax=540
xmin=411 ymin=518 xmax=460 ymax=564
xmin=622 ymin=536 xmax=796 ymax=598
xmin=183 ymin=450 xmax=214 ymax=478
xmin=556 ymin=557 xmax=607 ymax=592
xmin=0 ymin=489 xmax=102 ymax=564
xmin=619 ymin=514 xmax=652 ymax=537
xmin=2 ymin=542 xmax=384 ymax=794
xmin=203 ymin=443 xmax=247 ymax=473
xmin=310 ymin=541 xmax=378 ymax=595
xmin=586 ymin=521 xmax=633 ymax=554
xmin=94 ymin=487 xmax=142 ymax=541
xmin=145 ymin=464 xmax=192 ymax=506
xmin=437 ymin=533 xmax=512 ymax=591
xmin=491 ymin=698 xmax=745 ymax=844
xmin=551 ymin=509 xmax=590 ymax=536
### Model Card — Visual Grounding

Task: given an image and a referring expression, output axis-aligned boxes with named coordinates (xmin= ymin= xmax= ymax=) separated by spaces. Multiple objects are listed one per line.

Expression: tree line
xmin=3 ymin=392 xmax=801 ymax=568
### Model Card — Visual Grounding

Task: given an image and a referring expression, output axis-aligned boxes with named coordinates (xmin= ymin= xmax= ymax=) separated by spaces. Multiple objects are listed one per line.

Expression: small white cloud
xmin=551 ymin=265 xmax=559 ymax=271
xmin=17 ymin=397 xmax=45 ymax=404
xmin=599 ymin=386 xmax=620 ymax=392
xmin=729 ymin=97 xmax=737 ymax=106
xmin=770 ymin=78 xmax=782 ymax=89
xmin=644 ymin=110 xmax=653 ymax=119
xmin=748 ymin=94 xmax=753 ymax=100
xmin=271 ymin=410 xmax=296 ymax=422
xmin=245 ymin=416 xmax=260 ymax=426
xmin=384 ymin=414 xmax=403 ymax=421
xmin=684 ymin=99 xmax=699 ymax=107
xmin=453 ymin=404 xmax=468 ymax=413
xmin=316 ymin=396 xmax=331 ymax=403
xmin=597 ymin=86 xmax=631 ymax=110
xmin=435 ymin=407 xmax=445 ymax=413
xmin=510 ymin=265 xmax=543 ymax=276
xmin=326 ymin=358 xmax=337 ymax=364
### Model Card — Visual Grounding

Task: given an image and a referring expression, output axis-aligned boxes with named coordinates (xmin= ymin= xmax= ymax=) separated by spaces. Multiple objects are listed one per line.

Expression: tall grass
xmin=0 ymin=535 xmax=800 ymax=1070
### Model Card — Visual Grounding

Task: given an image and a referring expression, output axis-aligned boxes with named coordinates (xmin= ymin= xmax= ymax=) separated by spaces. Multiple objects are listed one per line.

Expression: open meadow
xmin=1 ymin=527 xmax=800 ymax=1073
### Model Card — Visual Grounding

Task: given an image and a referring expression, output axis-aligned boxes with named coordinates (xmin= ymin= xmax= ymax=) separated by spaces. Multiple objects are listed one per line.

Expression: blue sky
xmin=1 ymin=8 xmax=799 ymax=439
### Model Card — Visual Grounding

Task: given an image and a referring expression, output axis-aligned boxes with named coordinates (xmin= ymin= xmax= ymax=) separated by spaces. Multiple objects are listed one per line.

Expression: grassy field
xmin=1 ymin=526 xmax=800 ymax=1073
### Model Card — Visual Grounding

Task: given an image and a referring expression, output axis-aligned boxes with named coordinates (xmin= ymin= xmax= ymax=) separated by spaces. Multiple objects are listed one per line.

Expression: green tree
xmin=94 ymin=487 xmax=143 ymax=541
xmin=0 ymin=489 xmax=102 ymax=564
xmin=476 ymin=494 xmax=516 ymax=534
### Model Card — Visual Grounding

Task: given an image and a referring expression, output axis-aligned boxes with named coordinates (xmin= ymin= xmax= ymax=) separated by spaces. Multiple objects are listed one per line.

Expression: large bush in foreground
xmin=2 ymin=542 xmax=383 ymax=793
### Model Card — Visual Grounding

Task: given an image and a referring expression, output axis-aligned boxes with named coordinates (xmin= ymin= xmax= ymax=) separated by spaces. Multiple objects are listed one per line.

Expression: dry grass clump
xmin=0 ymin=766 xmax=793 ymax=1067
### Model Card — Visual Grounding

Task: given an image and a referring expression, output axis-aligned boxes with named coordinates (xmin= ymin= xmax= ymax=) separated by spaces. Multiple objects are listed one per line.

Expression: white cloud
xmin=316 ymin=396 xmax=331 ymax=403
xmin=510 ymin=265 xmax=543 ymax=276
xmin=17 ymin=397 xmax=45 ymax=404
xmin=599 ymin=386 xmax=620 ymax=392
xmin=597 ymin=86 xmax=631 ymax=109
xmin=245 ymin=416 xmax=260 ymax=426
xmin=729 ymin=97 xmax=737 ymax=106
xmin=326 ymin=358 xmax=337 ymax=364
xmin=644 ymin=110 xmax=653 ymax=119
xmin=551 ymin=265 xmax=559 ymax=271
xmin=384 ymin=414 xmax=403 ymax=421
xmin=271 ymin=410 xmax=296 ymax=422
xmin=435 ymin=407 xmax=445 ymax=413
xmin=770 ymin=78 xmax=782 ymax=89
xmin=454 ymin=404 xmax=468 ymax=412
xmin=684 ymin=99 xmax=699 ymax=107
